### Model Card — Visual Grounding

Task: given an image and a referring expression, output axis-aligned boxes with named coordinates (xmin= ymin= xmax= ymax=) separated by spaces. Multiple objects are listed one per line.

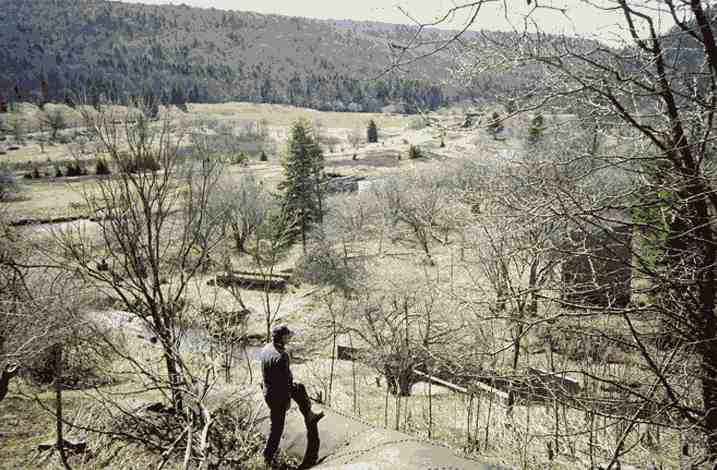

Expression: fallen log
xmin=230 ymin=269 xmax=292 ymax=281
xmin=209 ymin=273 xmax=288 ymax=292
xmin=412 ymin=369 xmax=468 ymax=394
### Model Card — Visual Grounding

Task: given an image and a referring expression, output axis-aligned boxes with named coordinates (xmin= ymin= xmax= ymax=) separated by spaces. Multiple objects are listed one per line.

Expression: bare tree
xmin=0 ymin=208 xmax=77 ymax=391
xmin=343 ymin=281 xmax=455 ymax=397
xmin=347 ymin=128 xmax=363 ymax=150
xmin=198 ymin=302 xmax=249 ymax=385
xmin=397 ymin=0 xmax=717 ymax=465
xmin=40 ymin=107 xmax=67 ymax=141
xmin=372 ymin=171 xmax=467 ymax=264
xmin=51 ymin=103 xmax=225 ymax=413
xmin=217 ymin=172 xmax=271 ymax=255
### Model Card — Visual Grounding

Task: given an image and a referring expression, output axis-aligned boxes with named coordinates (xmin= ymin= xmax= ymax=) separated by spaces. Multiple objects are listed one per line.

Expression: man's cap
xmin=271 ymin=324 xmax=293 ymax=338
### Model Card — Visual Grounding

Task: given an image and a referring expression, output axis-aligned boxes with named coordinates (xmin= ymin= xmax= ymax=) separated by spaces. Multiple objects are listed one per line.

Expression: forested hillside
xmin=0 ymin=0 xmax=455 ymax=112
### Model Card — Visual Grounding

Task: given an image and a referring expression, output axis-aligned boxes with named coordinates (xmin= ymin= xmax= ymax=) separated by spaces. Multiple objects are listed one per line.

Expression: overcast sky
xmin=119 ymin=0 xmax=678 ymax=43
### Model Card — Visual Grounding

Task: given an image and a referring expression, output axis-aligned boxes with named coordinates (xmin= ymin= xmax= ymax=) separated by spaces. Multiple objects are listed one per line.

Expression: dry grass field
xmin=0 ymin=101 xmax=508 ymax=221
xmin=187 ymin=102 xmax=412 ymax=130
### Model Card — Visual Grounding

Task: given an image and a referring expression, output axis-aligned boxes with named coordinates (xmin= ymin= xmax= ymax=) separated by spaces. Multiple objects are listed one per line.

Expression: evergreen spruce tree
xmin=487 ymin=111 xmax=504 ymax=139
xmin=367 ymin=119 xmax=378 ymax=143
xmin=88 ymin=82 xmax=101 ymax=111
xmin=64 ymin=90 xmax=76 ymax=109
xmin=527 ymin=113 xmax=545 ymax=143
xmin=40 ymin=79 xmax=49 ymax=109
xmin=279 ymin=119 xmax=325 ymax=252
xmin=170 ymin=84 xmax=188 ymax=112
xmin=142 ymin=86 xmax=159 ymax=119
xmin=408 ymin=144 xmax=423 ymax=159
xmin=160 ymin=89 xmax=170 ymax=106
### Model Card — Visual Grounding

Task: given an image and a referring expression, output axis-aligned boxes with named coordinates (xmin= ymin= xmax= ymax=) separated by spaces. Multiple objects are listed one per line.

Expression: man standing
xmin=260 ymin=324 xmax=324 ymax=467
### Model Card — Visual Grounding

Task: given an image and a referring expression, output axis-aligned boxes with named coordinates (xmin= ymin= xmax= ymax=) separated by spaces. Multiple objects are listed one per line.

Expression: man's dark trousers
xmin=263 ymin=382 xmax=313 ymax=463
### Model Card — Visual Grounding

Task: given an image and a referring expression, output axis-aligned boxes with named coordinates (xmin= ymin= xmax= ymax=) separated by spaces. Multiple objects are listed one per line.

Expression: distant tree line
xmin=0 ymin=72 xmax=445 ymax=115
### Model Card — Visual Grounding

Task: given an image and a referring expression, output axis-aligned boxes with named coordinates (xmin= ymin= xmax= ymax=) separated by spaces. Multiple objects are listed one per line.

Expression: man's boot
xmin=304 ymin=409 xmax=324 ymax=425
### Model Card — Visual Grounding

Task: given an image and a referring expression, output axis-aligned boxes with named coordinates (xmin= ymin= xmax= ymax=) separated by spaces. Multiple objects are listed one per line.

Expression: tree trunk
xmin=528 ymin=259 xmax=539 ymax=316
xmin=397 ymin=368 xmax=413 ymax=397
xmin=496 ymin=261 xmax=509 ymax=312
xmin=0 ymin=364 xmax=18 ymax=403
xmin=701 ymin=310 xmax=717 ymax=461
xmin=384 ymin=364 xmax=398 ymax=396
xmin=233 ymin=229 xmax=246 ymax=255
xmin=225 ymin=343 xmax=233 ymax=384
xmin=301 ymin=208 xmax=307 ymax=254
xmin=163 ymin=346 xmax=184 ymax=412
xmin=328 ymin=320 xmax=336 ymax=406
xmin=54 ymin=344 xmax=72 ymax=470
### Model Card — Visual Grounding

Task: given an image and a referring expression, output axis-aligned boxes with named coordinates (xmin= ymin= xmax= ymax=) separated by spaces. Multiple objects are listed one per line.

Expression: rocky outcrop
xmin=251 ymin=386 xmax=507 ymax=469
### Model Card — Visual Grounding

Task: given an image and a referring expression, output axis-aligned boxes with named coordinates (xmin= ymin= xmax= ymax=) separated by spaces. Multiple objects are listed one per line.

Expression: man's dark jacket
xmin=260 ymin=341 xmax=293 ymax=404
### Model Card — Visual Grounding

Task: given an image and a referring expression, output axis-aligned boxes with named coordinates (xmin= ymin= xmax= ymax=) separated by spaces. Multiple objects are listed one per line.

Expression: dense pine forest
xmin=0 ymin=0 xmax=457 ymax=112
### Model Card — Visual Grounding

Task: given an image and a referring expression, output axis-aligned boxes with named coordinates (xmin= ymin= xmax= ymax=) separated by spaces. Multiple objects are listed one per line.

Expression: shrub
xmin=9 ymin=114 xmax=25 ymax=143
xmin=528 ymin=113 xmax=545 ymax=143
xmin=120 ymin=154 xmax=160 ymax=174
xmin=55 ymin=166 xmax=63 ymax=178
xmin=21 ymin=339 xmax=116 ymax=388
xmin=41 ymin=108 xmax=66 ymax=141
xmin=65 ymin=161 xmax=86 ymax=177
xmin=0 ymin=166 xmax=19 ymax=200
xmin=295 ymin=241 xmax=364 ymax=295
xmin=408 ymin=145 xmax=423 ymax=159
xmin=487 ymin=111 xmax=504 ymax=138
xmin=367 ymin=119 xmax=378 ymax=143
xmin=259 ymin=150 xmax=268 ymax=162
xmin=505 ymin=99 xmax=517 ymax=114
xmin=230 ymin=151 xmax=247 ymax=165
xmin=407 ymin=117 xmax=426 ymax=130
xmin=32 ymin=167 xmax=42 ymax=179
xmin=95 ymin=157 xmax=111 ymax=175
